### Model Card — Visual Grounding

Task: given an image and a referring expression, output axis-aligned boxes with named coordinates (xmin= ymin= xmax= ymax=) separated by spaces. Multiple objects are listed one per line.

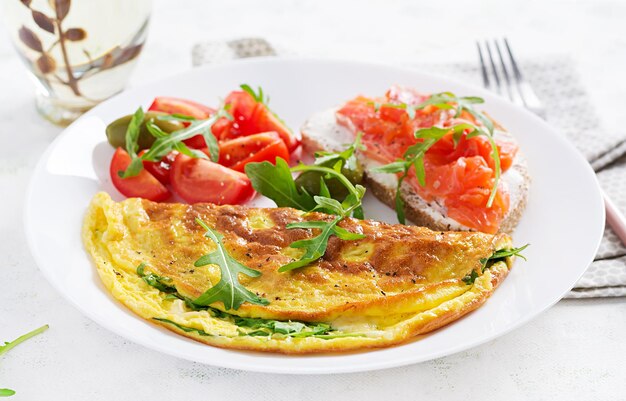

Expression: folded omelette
xmin=83 ymin=192 xmax=515 ymax=353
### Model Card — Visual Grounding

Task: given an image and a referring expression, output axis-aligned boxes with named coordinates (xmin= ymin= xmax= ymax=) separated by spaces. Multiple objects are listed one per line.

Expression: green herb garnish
xmin=118 ymin=107 xmax=145 ymax=179
xmin=278 ymin=179 xmax=366 ymax=272
xmin=244 ymin=134 xmax=364 ymax=215
xmin=372 ymin=92 xmax=502 ymax=224
xmin=152 ymin=318 xmax=213 ymax=337
xmin=245 ymin=158 xmax=317 ymax=211
xmin=140 ymin=268 xmax=363 ymax=339
xmin=193 ymin=219 xmax=269 ymax=310
xmin=137 ymin=264 xmax=225 ymax=313
xmin=234 ymin=316 xmax=331 ymax=338
xmin=461 ymin=270 xmax=480 ymax=285
xmin=118 ymin=106 xmax=227 ymax=178
xmin=1 ymin=325 xmax=49 ymax=397
xmin=240 ymin=84 xmax=268 ymax=104
xmin=245 ymin=135 xmax=367 ymax=272
xmin=462 ymin=244 xmax=529 ymax=284
xmin=487 ymin=244 xmax=529 ymax=262
xmin=137 ymin=263 xmax=177 ymax=293
xmin=145 ymin=121 xmax=208 ymax=160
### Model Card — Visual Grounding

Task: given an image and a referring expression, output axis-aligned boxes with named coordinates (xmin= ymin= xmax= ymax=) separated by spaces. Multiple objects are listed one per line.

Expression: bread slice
xmin=301 ymin=108 xmax=530 ymax=234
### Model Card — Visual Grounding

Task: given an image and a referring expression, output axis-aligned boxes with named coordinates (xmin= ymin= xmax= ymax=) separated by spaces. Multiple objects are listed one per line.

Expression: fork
xmin=477 ymin=38 xmax=626 ymax=246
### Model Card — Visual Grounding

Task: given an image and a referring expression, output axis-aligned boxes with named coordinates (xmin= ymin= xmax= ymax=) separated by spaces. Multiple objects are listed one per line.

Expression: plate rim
xmin=23 ymin=56 xmax=606 ymax=374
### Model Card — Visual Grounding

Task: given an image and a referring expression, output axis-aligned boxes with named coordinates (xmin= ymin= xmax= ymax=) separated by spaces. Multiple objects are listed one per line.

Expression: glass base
xmin=35 ymin=93 xmax=95 ymax=127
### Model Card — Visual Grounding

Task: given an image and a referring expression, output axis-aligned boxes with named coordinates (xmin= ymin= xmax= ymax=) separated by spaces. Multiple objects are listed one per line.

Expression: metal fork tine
xmin=476 ymin=37 xmax=546 ymax=118
xmin=484 ymin=40 xmax=502 ymax=95
xmin=476 ymin=41 xmax=490 ymax=89
xmin=503 ymin=38 xmax=545 ymax=117
xmin=494 ymin=38 xmax=524 ymax=106
xmin=503 ymin=38 xmax=523 ymax=81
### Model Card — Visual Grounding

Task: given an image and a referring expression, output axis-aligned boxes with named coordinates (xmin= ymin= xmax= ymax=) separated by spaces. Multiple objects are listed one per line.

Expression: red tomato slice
xmin=224 ymin=91 xmax=258 ymax=137
xmin=217 ymin=132 xmax=288 ymax=170
xmin=170 ymin=153 xmax=255 ymax=205
xmin=250 ymin=103 xmax=299 ymax=152
xmin=212 ymin=117 xmax=232 ymax=141
xmin=110 ymin=148 xmax=170 ymax=201
xmin=148 ymin=97 xmax=214 ymax=119
xmin=230 ymin=139 xmax=289 ymax=172
xmin=219 ymin=90 xmax=299 ymax=151
xmin=149 ymin=97 xmax=216 ymax=149
xmin=139 ymin=150 xmax=178 ymax=185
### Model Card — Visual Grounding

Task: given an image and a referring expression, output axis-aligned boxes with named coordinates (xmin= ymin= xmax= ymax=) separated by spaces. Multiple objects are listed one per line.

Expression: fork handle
xmin=603 ymin=188 xmax=626 ymax=246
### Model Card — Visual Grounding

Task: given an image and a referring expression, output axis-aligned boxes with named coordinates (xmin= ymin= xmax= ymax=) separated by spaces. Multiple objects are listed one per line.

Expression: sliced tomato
xmin=250 ymin=103 xmax=299 ymax=151
xmin=219 ymin=90 xmax=299 ymax=151
xmin=221 ymin=90 xmax=258 ymax=138
xmin=139 ymin=150 xmax=178 ymax=185
xmin=148 ymin=97 xmax=214 ymax=119
xmin=170 ymin=153 xmax=255 ymax=205
xmin=230 ymin=139 xmax=289 ymax=172
xmin=148 ymin=97 xmax=216 ymax=149
xmin=215 ymin=132 xmax=289 ymax=172
xmin=110 ymin=148 xmax=170 ymax=201
xmin=211 ymin=117 xmax=232 ymax=141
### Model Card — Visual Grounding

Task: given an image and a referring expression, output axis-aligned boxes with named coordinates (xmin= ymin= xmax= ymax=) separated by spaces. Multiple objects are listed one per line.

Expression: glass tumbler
xmin=2 ymin=0 xmax=152 ymax=125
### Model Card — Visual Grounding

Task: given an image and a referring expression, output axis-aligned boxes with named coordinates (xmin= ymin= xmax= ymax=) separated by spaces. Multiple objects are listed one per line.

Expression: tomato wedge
xmin=110 ymin=148 xmax=170 ymax=201
xmin=148 ymin=97 xmax=215 ymax=149
xmin=139 ymin=150 xmax=178 ymax=185
xmin=148 ymin=97 xmax=214 ymax=119
xmin=250 ymin=103 xmax=299 ymax=151
xmin=216 ymin=132 xmax=289 ymax=172
xmin=219 ymin=90 xmax=299 ymax=151
xmin=170 ymin=153 xmax=255 ymax=205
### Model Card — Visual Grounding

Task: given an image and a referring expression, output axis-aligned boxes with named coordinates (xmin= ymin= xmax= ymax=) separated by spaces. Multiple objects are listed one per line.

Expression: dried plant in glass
xmin=3 ymin=0 xmax=152 ymax=125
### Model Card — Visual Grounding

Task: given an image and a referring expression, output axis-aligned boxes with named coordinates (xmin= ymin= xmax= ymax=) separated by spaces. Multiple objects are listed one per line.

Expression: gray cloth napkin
xmin=192 ymin=38 xmax=626 ymax=298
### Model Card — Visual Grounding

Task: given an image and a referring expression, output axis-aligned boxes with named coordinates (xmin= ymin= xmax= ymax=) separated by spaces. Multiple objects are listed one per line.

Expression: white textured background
xmin=1 ymin=0 xmax=626 ymax=399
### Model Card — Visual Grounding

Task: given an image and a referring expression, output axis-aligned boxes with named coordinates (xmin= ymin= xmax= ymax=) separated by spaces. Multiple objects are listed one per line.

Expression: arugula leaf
xmin=246 ymin=137 xmax=367 ymax=272
xmin=157 ymin=110 xmax=223 ymax=162
xmin=120 ymin=108 xmax=226 ymax=177
xmin=146 ymin=121 xmax=208 ymax=160
xmin=0 ymin=389 xmax=16 ymax=397
xmin=157 ymin=113 xmax=198 ymax=122
xmin=234 ymin=316 xmax=333 ymax=337
xmin=240 ymin=84 xmax=267 ymax=104
xmin=0 ymin=325 xmax=48 ymax=357
xmin=152 ymin=318 xmax=213 ymax=336
xmin=313 ymin=132 xmax=364 ymax=167
xmin=139 ymin=269 xmax=364 ymax=340
xmin=462 ymin=269 xmax=480 ymax=285
xmin=280 ymin=216 xmax=341 ymax=272
xmin=141 ymin=112 xmax=224 ymax=163
xmin=1 ymin=324 xmax=49 ymax=397
xmin=125 ymin=107 xmax=144 ymax=157
xmin=117 ymin=107 xmax=146 ymax=178
xmin=279 ymin=182 xmax=366 ymax=272
xmin=245 ymin=158 xmax=317 ymax=211
xmin=137 ymin=263 xmax=178 ymax=293
xmin=463 ymin=244 xmax=529 ymax=285
xmin=193 ymin=219 xmax=269 ymax=310
xmin=489 ymin=244 xmax=529 ymax=262
xmin=155 ymin=315 xmax=365 ymax=340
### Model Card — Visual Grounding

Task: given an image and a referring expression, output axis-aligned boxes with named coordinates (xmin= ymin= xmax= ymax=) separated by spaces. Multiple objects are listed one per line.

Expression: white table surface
xmin=1 ymin=0 xmax=625 ymax=399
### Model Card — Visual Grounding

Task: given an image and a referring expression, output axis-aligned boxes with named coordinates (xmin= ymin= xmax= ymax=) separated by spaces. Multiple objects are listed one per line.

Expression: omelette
xmin=83 ymin=192 xmax=517 ymax=353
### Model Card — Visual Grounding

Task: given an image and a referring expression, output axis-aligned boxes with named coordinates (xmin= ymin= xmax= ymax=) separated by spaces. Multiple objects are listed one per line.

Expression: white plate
xmin=24 ymin=58 xmax=604 ymax=374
